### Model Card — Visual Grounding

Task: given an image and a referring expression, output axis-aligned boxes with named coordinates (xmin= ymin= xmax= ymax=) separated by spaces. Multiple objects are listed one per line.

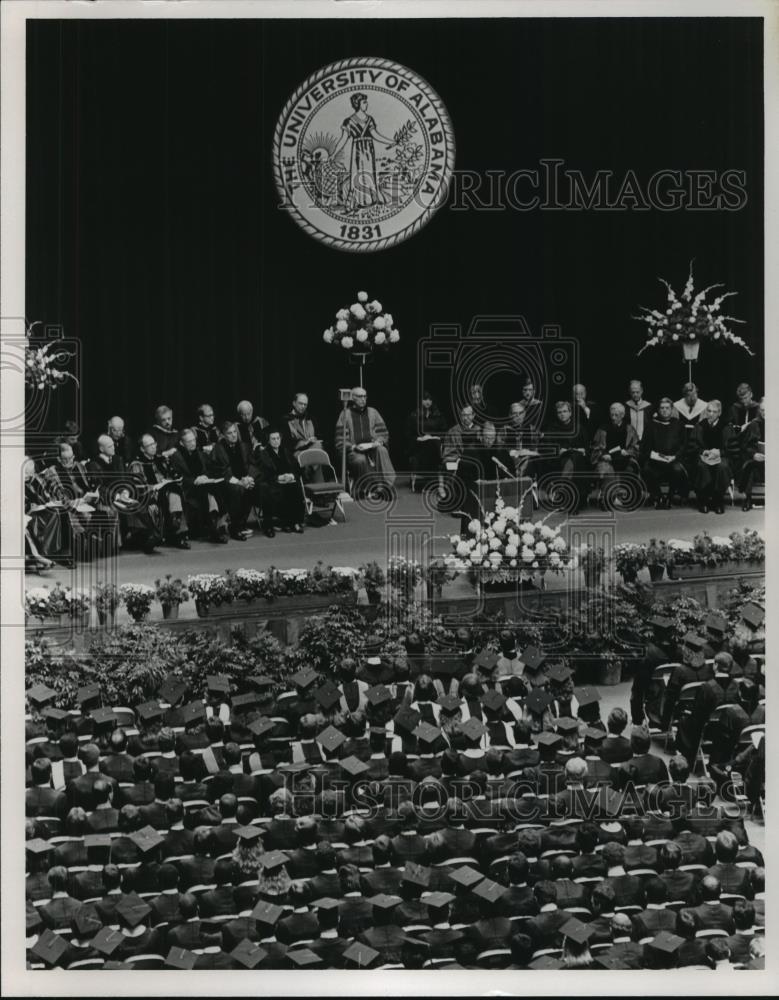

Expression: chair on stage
xmin=296 ymin=448 xmax=346 ymax=524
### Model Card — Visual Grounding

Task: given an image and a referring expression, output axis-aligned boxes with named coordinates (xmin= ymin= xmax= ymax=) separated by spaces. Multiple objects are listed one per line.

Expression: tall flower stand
xmin=349 ymin=351 xmax=373 ymax=388
xmin=682 ymin=340 xmax=700 ymax=382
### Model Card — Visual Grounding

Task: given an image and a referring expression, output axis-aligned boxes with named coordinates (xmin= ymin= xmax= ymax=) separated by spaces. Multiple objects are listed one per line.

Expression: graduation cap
xmin=130 ymin=825 xmax=164 ymax=857
xmin=206 ymin=674 xmax=231 ymax=698
xmin=369 ymin=893 xmax=401 ymax=910
xmin=235 ymin=825 xmax=263 ymax=845
xmin=561 ymin=917 xmax=595 ymax=945
xmin=115 ymin=893 xmax=152 ymax=928
xmin=291 ymin=666 xmax=319 ymax=690
xmin=460 ymin=716 xmax=486 ymax=742
xmin=705 ymin=612 xmax=727 ymax=636
xmin=77 ymin=683 xmax=101 ymax=708
xmin=158 ymin=674 xmax=188 ymax=706
xmin=27 ymin=683 xmax=56 ymax=708
xmin=648 ymin=615 xmax=674 ymax=632
xmin=251 ymin=900 xmax=284 ymax=926
xmin=644 ymin=930 xmax=684 ymax=959
xmin=231 ymin=691 xmax=259 ymax=713
xmin=574 ymin=685 xmax=601 ymax=708
xmin=258 ymin=850 xmax=289 ymax=873
xmin=480 ymin=689 xmax=507 ymax=714
xmin=315 ymin=681 xmax=342 ymax=712
xmin=529 ymin=954 xmax=562 ymax=970
xmin=312 ymin=897 xmax=340 ymax=912
xmin=430 ymin=655 xmax=461 ymax=678
xmin=247 ymin=674 xmax=276 ymax=691
xmin=136 ymin=700 xmax=164 ymax=725
xmin=448 ymin=866 xmax=484 ymax=890
xmin=231 ymin=940 xmax=268 ymax=969
xmin=682 ymin=632 xmax=706 ymax=651
xmin=536 ymin=731 xmax=563 ymax=751
xmin=402 ymin=862 xmax=431 ymax=889
xmin=180 ymin=700 xmax=206 ymax=727
xmin=342 ymin=941 xmax=379 ymax=968
xmin=548 ymin=663 xmax=572 ymax=684
xmin=287 ymin=947 xmax=321 ymax=968
xmin=521 ymin=646 xmax=546 ymax=672
xmin=83 ymin=833 xmax=112 ymax=863
xmin=316 ymin=725 xmax=346 ymax=754
xmin=42 ymin=707 xmax=68 ymax=728
xmin=394 ymin=705 xmax=421 ymax=734
xmin=472 ymin=878 xmax=507 ymax=905
xmin=412 ymin=721 xmax=443 ymax=747
xmin=340 ymin=755 xmax=370 ymax=778
xmin=741 ymin=602 xmax=765 ymax=631
xmin=90 ymin=707 xmax=117 ymax=731
xmin=555 ymin=715 xmax=580 ymax=735
xmin=248 ymin=716 xmax=275 ymax=739
xmin=437 ymin=693 xmax=461 ymax=714
xmin=583 ymin=726 xmax=606 ymax=745
xmin=422 ymin=890 xmax=455 ymax=910
xmin=475 ymin=649 xmax=499 ymax=674
xmin=525 ymin=688 xmax=553 ymax=715
xmin=366 ymin=684 xmax=393 ymax=708
xmin=72 ymin=904 xmax=102 ymax=938
xmin=30 ymin=928 xmax=68 ymax=967
xmin=165 ymin=946 xmax=197 ymax=970
xmin=26 ymin=838 xmax=53 ymax=860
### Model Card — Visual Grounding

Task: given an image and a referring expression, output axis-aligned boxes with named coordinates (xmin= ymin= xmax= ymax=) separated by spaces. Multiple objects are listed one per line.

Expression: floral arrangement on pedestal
xmin=119 ymin=583 xmax=155 ymax=622
xmin=445 ymin=498 xmax=572 ymax=588
xmin=25 ymin=320 xmax=80 ymax=391
xmin=322 ymin=291 xmax=399 ymax=355
xmin=634 ymin=263 xmax=753 ymax=360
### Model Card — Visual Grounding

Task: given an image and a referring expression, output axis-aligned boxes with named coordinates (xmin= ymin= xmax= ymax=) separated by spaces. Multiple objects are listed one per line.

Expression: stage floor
xmin=28 ymin=487 xmax=764 ymax=598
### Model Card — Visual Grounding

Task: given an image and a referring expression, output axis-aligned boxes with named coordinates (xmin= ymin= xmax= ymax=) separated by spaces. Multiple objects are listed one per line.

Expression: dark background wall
xmin=26 ymin=17 xmax=763 ymax=459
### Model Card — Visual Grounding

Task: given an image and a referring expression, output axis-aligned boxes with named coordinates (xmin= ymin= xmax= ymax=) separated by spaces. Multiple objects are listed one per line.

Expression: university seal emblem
xmin=273 ymin=58 xmax=455 ymax=252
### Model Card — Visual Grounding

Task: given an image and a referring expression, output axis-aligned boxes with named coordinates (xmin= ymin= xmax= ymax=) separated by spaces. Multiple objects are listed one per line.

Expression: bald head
xmin=611 ymin=912 xmax=633 ymax=937
xmin=565 ymin=757 xmax=588 ymax=785
xmin=97 ymin=434 xmax=115 ymax=458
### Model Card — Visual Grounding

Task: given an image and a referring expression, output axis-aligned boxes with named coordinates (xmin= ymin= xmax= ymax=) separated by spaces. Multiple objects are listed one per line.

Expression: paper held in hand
xmin=650 ymin=450 xmax=674 ymax=463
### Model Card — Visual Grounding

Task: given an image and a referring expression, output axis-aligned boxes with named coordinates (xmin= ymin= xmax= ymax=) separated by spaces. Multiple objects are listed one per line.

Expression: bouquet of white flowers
xmin=323 ymin=291 xmax=400 ymax=354
xmin=25 ymin=321 xmax=80 ymax=391
xmin=447 ymin=497 xmax=572 ymax=586
xmin=25 ymin=586 xmax=53 ymax=621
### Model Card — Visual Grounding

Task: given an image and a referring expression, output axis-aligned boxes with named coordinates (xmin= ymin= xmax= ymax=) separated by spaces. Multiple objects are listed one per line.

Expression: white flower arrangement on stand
xmin=323 ymin=291 xmax=399 ymax=385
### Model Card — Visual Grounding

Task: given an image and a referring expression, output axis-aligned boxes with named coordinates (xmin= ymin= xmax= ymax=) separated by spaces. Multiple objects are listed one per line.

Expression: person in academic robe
xmin=728 ymin=382 xmax=760 ymax=430
xmin=441 ymin=404 xmax=483 ymax=533
xmin=406 ymin=390 xmax=447 ymax=489
xmin=499 ymin=401 xmax=541 ymax=478
xmin=590 ymin=402 xmax=640 ymax=506
xmin=168 ymin=428 xmax=229 ymax=543
xmin=639 ymin=398 xmax=689 ymax=508
xmin=42 ymin=442 xmax=101 ymax=551
xmin=209 ymin=421 xmax=258 ymax=539
xmin=24 ymin=456 xmax=61 ymax=564
xmin=236 ymin=399 xmax=269 ymax=448
xmin=335 ymin=387 xmax=396 ymax=495
xmin=282 ymin=392 xmax=328 ymax=484
xmin=194 ymin=402 xmax=220 ymax=452
xmin=692 ymin=400 xmax=735 ymax=514
xmin=106 ymin=416 xmax=135 ymax=465
xmin=149 ymin=405 xmax=180 ymax=458
xmin=128 ymin=433 xmax=189 ymax=548
xmin=573 ymin=383 xmax=602 ymax=437
xmin=739 ymin=397 xmax=765 ymax=511
xmin=86 ymin=434 xmax=151 ymax=551
xmin=673 ymin=382 xmax=707 ymax=424
xmin=625 ymin=380 xmax=653 ymax=441
xmin=255 ymin=429 xmax=305 ymax=537
xmin=540 ymin=400 xmax=590 ymax=515
xmin=519 ymin=378 xmax=544 ymax=429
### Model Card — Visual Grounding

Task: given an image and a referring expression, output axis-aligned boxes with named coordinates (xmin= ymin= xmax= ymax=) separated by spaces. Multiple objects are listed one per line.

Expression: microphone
xmin=491 ymin=456 xmax=513 ymax=477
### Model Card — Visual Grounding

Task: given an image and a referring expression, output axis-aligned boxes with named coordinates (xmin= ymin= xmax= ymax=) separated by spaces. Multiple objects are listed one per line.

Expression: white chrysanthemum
xmin=710 ymin=536 xmax=732 ymax=547
xmin=550 ymin=552 xmax=561 ymax=567
xmin=341 ymin=336 xmax=354 ymax=349
xmin=541 ymin=525 xmax=555 ymax=539
xmin=384 ymin=313 xmax=394 ymax=327
xmin=323 ymin=330 xmax=334 ymax=343
xmin=371 ymin=300 xmax=383 ymax=313
xmin=521 ymin=546 xmax=534 ymax=563
xmin=356 ymin=329 xmax=369 ymax=343
xmin=357 ymin=291 xmax=368 ymax=303
xmin=389 ymin=330 xmax=400 ymax=343
xmin=505 ymin=544 xmax=518 ymax=559
xmin=553 ymin=537 xmax=567 ymax=552
xmin=336 ymin=319 xmax=349 ymax=333
xmin=489 ymin=552 xmax=502 ymax=564
xmin=350 ymin=304 xmax=366 ymax=320
xmin=470 ymin=551 xmax=482 ymax=564
xmin=522 ymin=532 xmax=535 ymax=547
xmin=468 ymin=519 xmax=480 ymax=535
xmin=489 ymin=537 xmax=501 ymax=551
xmin=449 ymin=534 xmax=461 ymax=545
xmin=509 ymin=559 xmax=517 ymax=568
xmin=456 ymin=541 xmax=471 ymax=557
xmin=373 ymin=331 xmax=386 ymax=345
xmin=492 ymin=519 xmax=507 ymax=536
xmin=520 ymin=521 xmax=535 ymax=533
xmin=373 ymin=316 xmax=386 ymax=330
xmin=534 ymin=541 xmax=547 ymax=557
xmin=532 ymin=560 xmax=539 ymax=568
xmin=502 ymin=506 xmax=518 ymax=521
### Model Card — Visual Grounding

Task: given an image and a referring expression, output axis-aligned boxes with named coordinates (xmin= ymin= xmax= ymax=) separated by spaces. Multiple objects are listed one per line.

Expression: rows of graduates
xmin=24 ymin=597 xmax=765 ymax=971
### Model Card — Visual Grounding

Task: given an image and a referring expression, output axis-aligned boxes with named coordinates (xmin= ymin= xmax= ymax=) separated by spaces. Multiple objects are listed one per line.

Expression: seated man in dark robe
xmin=283 ymin=392 xmax=327 ymax=483
xmin=540 ymin=400 xmax=590 ymax=515
xmin=87 ymin=434 xmax=156 ymax=552
xmin=194 ymin=402 xmax=220 ymax=453
xmin=591 ymin=402 xmax=640 ymax=508
xmin=255 ymin=429 xmax=305 ymax=538
xmin=43 ymin=442 xmax=102 ymax=559
xmin=739 ymin=397 xmax=765 ymax=511
xmin=24 ymin=456 xmax=61 ymax=565
xmin=573 ymin=383 xmax=602 ymax=437
xmin=519 ymin=378 xmax=544 ymax=429
xmin=692 ymin=400 xmax=734 ymax=514
xmin=406 ymin=390 xmax=447 ymax=490
xmin=168 ymin=428 xmax=229 ymax=543
xmin=149 ymin=405 xmax=180 ymax=459
xmin=499 ymin=401 xmax=541 ymax=478
xmin=442 ymin=404 xmax=483 ymax=532
xmin=209 ymin=420 xmax=257 ymax=540
xmin=335 ymin=387 xmax=396 ymax=496
xmin=106 ymin=416 xmax=136 ymax=465
xmin=236 ymin=399 xmax=269 ymax=448
xmin=728 ymin=382 xmax=760 ymax=430
xmin=640 ymin=398 xmax=689 ymax=509
xmin=128 ymin=433 xmax=189 ymax=549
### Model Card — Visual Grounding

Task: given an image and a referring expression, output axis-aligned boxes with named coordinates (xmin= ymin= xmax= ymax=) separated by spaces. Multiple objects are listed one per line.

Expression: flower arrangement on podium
xmin=322 ymin=291 xmax=399 ymax=355
xmin=25 ymin=320 xmax=80 ymax=391
xmin=445 ymin=498 xmax=572 ymax=590
xmin=634 ymin=262 xmax=752 ymax=363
